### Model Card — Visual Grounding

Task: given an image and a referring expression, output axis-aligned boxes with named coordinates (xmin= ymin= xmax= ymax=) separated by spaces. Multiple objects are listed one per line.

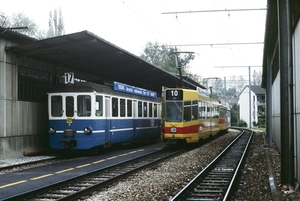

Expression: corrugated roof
xmin=0 ymin=26 xmax=36 ymax=43
xmin=4 ymin=29 xmax=204 ymax=96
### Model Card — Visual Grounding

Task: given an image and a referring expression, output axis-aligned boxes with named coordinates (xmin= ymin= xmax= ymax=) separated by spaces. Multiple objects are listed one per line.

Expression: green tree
xmin=140 ymin=41 xmax=194 ymax=76
xmin=230 ymin=103 xmax=238 ymax=126
xmin=0 ymin=11 xmax=46 ymax=39
xmin=47 ymin=7 xmax=65 ymax=37
xmin=238 ymin=119 xmax=248 ymax=127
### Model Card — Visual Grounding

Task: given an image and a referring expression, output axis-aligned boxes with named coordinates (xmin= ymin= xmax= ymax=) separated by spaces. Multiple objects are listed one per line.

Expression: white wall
xmin=238 ymin=86 xmax=256 ymax=128
xmin=293 ymin=18 xmax=300 ymax=184
xmin=272 ymin=71 xmax=281 ymax=151
xmin=0 ymin=38 xmax=49 ymax=159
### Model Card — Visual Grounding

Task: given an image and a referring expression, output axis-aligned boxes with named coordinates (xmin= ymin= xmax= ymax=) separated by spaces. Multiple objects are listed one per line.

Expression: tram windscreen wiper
xmin=173 ymin=101 xmax=181 ymax=112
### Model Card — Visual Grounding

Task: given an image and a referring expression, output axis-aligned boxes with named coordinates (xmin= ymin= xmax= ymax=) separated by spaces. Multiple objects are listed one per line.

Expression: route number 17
xmin=65 ymin=72 xmax=74 ymax=84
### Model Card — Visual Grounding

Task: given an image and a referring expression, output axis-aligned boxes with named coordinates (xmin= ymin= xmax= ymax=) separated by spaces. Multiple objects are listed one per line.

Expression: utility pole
xmin=248 ymin=66 xmax=251 ymax=128
xmin=170 ymin=51 xmax=194 ymax=88
xmin=204 ymin=77 xmax=219 ymax=92
xmin=224 ymin=77 xmax=226 ymax=105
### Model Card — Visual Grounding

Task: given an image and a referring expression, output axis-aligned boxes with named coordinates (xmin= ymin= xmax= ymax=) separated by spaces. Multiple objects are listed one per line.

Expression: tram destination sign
xmin=166 ymin=89 xmax=183 ymax=100
xmin=113 ymin=81 xmax=157 ymax=99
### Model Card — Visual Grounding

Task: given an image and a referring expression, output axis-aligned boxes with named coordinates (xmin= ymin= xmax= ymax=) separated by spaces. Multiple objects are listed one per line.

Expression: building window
xmin=18 ymin=66 xmax=50 ymax=102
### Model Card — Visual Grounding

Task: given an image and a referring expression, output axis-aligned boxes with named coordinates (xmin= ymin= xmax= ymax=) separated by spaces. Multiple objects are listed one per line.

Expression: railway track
xmin=5 ymin=148 xmax=188 ymax=201
xmin=171 ymin=129 xmax=253 ymax=201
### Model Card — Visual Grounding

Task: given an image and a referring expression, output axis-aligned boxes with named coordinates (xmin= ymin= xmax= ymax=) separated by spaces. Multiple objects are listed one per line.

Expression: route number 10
xmin=170 ymin=90 xmax=179 ymax=97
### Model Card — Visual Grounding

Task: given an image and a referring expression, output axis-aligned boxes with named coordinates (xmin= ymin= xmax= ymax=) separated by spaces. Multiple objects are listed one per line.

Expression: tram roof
xmin=3 ymin=29 xmax=204 ymax=95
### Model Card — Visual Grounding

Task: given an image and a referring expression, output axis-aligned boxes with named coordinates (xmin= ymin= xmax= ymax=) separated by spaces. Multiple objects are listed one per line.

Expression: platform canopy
xmin=4 ymin=29 xmax=203 ymax=95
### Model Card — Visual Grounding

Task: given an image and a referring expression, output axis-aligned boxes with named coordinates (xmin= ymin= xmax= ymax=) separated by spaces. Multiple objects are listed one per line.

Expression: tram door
xmin=132 ymin=100 xmax=137 ymax=140
xmin=105 ymin=96 xmax=111 ymax=144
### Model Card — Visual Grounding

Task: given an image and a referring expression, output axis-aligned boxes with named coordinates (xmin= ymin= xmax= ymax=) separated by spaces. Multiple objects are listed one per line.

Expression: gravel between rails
xmin=83 ymin=130 xmax=300 ymax=201
xmin=83 ymin=130 xmax=245 ymax=201
xmin=1 ymin=129 xmax=299 ymax=200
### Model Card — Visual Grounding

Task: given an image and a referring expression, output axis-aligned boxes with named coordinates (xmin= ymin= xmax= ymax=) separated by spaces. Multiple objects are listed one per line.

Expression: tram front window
xmin=51 ymin=96 xmax=62 ymax=117
xmin=66 ymin=96 xmax=74 ymax=117
xmin=165 ymin=101 xmax=183 ymax=122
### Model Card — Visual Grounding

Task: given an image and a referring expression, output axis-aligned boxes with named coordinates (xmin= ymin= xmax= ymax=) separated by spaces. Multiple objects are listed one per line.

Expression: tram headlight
xmin=84 ymin=127 xmax=92 ymax=134
xmin=49 ymin=127 xmax=56 ymax=134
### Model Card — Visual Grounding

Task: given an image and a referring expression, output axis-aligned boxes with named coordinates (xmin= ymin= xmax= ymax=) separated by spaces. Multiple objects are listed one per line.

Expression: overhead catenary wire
xmin=119 ymin=1 xmax=265 ymax=81
xmin=168 ymin=42 xmax=264 ymax=47
xmin=162 ymin=4 xmax=266 ymax=77
xmin=120 ymin=0 xmax=171 ymax=44
xmin=162 ymin=8 xmax=267 ymax=15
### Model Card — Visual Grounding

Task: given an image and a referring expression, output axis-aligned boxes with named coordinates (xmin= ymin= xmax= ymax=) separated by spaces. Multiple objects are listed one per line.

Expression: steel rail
xmin=171 ymin=129 xmax=253 ymax=201
xmin=5 ymin=148 xmax=187 ymax=201
xmin=223 ymin=129 xmax=254 ymax=200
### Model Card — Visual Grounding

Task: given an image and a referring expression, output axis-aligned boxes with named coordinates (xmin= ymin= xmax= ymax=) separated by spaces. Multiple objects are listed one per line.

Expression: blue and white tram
xmin=48 ymin=81 xmax=161 ymax=151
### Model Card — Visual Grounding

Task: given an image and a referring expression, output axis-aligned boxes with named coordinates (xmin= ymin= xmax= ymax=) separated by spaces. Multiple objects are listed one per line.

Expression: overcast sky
xmin=1 ymin=0 xmax=267 ymax=83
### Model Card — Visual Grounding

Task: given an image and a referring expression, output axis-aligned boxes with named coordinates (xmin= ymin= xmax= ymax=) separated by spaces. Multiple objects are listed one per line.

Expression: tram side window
xmin=213 ymin=105 xmax=219 ymax=118
xmin=219 ymin=108 xmax=225 ymax=118
xmin=149 ymin=103 xmax=153 ymax=117
xmin=183 ymin=101 xmax=192 ymax=122
xmin=120 ymin=98 xmax=125 ymax=117
xmin=154 ymin=103 xmax=157 ymax=117
xmin=143 ymin=102 xmax=148 ymax=117
xmin=77 ymin=95 xmax=91 ymax=117
xmin=96 ymin=95 xmax=103 ymax=116
xmin=66 ymin=96 xmax=74 ymax=117
xmin=199 ymin=101 xmax=206 ymax=119
xmin=127 ymin=99 xmax=132 ymax=117
xmin=112 ymin=97 xmax=118 ymax=117
xmin=192 ymin=100 xmax=198 ymax=120
xmin=207 ymin=104 xmax=211 ymax=118
xmin=51 ymin=96 xmax=62 ymax=117
xmin=138 ymin=101 xmax=143 ymax=117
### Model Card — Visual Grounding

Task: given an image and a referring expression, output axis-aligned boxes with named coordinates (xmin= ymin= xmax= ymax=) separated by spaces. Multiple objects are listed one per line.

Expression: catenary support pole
xmin=277 ymin=0 xmax=294 ymax=185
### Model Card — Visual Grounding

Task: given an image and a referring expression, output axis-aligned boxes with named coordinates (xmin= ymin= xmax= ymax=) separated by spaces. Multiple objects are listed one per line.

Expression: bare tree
xmin=252 ymin=69 xmax=262 ymax=86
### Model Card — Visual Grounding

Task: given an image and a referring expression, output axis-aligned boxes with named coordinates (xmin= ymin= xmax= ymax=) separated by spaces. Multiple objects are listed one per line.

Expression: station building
xmin=0 ymin=28 xmax=202 ymax=160
xmin=262 ymin=0 xmax=300 ymax=188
